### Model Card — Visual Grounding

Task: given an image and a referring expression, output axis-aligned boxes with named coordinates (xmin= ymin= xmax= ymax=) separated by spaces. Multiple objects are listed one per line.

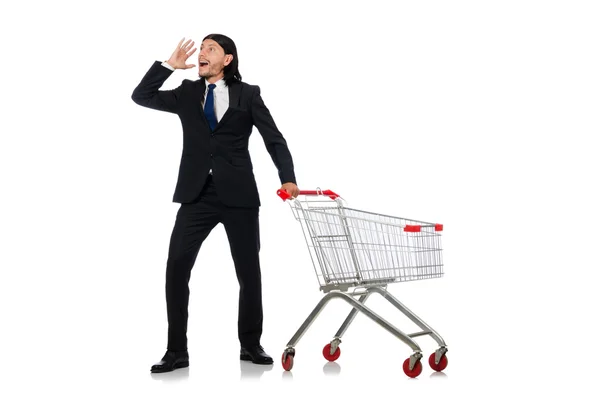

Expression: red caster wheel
xmin=282 ymin=352 xmax=294 ymax=371
xmin=429 ymin=352 xmax=448 ymax=372
xmin=402 ymin=357 xmax=423 ymax=378
xmin=322 ymin=343 xmax=341 ymax=362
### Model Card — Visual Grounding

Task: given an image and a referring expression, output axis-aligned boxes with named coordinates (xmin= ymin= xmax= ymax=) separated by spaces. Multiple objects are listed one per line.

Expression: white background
xmin=1 ymin=0 xmax=599 ymax=395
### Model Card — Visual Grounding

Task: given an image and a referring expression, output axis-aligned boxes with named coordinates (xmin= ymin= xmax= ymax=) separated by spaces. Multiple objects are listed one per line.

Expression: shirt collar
xmin=205 ymin=78 xmax=226 ymax=91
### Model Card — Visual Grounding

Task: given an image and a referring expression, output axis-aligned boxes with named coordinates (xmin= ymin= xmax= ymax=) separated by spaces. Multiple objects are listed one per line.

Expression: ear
xmin=224 ymin=54 xmax=233 ymax=66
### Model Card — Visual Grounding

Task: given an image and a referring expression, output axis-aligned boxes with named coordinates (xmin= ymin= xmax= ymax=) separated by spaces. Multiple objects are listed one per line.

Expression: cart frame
xmin=276 ymin=188 xmax=448 ymax=378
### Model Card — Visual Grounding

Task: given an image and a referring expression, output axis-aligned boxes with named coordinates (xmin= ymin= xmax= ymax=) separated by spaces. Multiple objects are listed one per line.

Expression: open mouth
xmin=199 ymin=60 xmax=209 ymax=67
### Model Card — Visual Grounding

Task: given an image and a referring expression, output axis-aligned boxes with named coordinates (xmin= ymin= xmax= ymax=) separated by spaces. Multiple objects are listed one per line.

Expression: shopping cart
xmin=276 ymin=188 xmax=448 ymax=378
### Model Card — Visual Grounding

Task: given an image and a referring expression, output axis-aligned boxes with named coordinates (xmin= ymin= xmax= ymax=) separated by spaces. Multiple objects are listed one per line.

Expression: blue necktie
xmin=204 ymin=83 xmax=217 ymax=131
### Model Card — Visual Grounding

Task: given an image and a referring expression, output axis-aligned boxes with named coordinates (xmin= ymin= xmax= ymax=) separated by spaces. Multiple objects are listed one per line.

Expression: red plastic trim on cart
xmin=404 ymin=224 xmax=444 ymax=233
xmin=277 ymin=189 xmax=340 ymax=201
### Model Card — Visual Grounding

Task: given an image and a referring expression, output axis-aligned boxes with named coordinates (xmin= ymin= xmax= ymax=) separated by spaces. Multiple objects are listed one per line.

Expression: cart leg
xmin=284 ymin=292 xmax=333 ymax=350
xmin=284 ymin=290 xmax=422 ymax=353
xmin=369 ymin=286 xmax=447 ymax=353
xmin=333 ymin=292 xmax=371 ymax=339
xmin=323 ymin=292 xmax=372 ymax=355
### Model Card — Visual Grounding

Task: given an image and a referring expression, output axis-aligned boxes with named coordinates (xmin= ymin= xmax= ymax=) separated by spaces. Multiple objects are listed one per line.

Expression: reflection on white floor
xmin=239 ymin=360 xmax=274 ymax=380
xmin=150 ymin=366 xmax=190 ymax=382
xmin=146 ymin=353 xmax=450 ymax=384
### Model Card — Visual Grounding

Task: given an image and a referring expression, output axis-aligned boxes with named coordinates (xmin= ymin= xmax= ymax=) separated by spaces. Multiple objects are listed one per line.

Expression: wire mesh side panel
xmin=289 ymin=198 xmax=355 ymax=288
xmin=339 ymin=207 xmax=444 ymax=283
xmin=291 ymin=199 xmax=443 ymax=289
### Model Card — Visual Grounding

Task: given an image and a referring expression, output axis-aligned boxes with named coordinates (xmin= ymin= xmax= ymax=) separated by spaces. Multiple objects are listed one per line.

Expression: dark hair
xmin=203 ymin=33 xmax=242 ymax=85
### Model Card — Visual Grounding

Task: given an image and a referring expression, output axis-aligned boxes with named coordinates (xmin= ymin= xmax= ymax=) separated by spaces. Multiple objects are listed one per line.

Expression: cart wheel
xmin=402 ymin=358 xmax=423 ymax=378
xmin=282 ymin=352 xmax=294 ymax=371
xmin=428 ymin=352 xmax=448 ymax=372
xmin=322 ymin=343 xmax=341 ymax=362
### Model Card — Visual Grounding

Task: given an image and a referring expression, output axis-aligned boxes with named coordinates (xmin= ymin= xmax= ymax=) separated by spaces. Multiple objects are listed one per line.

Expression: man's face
xmin=198 ymin=39 xmax=232 ymax=81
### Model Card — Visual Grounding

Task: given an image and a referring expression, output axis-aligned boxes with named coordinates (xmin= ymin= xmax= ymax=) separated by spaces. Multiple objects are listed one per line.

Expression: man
xmin=131 ymin=34 xmax=300 ymax=373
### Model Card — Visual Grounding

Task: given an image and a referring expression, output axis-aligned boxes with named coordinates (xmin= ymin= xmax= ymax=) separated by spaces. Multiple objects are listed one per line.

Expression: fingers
xmin=176 ymin=38 xmax=195 ymax=53
xmin=185 ymin=64 xmax=196 ymax=69
xmin=282 ymin=183 xmax=300 ymax=198
xmin=183 ymin=39 xmax=194 ymax=52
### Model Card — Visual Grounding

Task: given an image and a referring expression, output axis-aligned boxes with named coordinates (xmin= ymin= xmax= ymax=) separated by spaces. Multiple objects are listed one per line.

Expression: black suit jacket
xmin=131 ymin=61 xmax=296 ymax=207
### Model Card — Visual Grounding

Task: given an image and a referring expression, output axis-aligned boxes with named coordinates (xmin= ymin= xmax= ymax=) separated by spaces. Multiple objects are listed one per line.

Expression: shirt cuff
xmin=161 ymin=61 xmax=175 ymax=71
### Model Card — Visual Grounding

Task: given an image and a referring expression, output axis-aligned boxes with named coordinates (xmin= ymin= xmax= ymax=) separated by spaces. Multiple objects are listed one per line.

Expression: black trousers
xmin=164 ymin=175 xmax=262 ymax=351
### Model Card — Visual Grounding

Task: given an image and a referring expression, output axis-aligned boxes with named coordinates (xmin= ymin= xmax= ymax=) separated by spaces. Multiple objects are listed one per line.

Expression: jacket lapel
xmin=214 ymin=82 xmax=241 ymax=130
xmin=194 ymin=79 xmax=242 ymax=131
xmin=194 ymin=79 xmax=209 ymax=128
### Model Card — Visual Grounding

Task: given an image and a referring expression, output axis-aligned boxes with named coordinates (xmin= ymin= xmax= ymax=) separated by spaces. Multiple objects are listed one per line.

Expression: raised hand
xmin=166 ymin=38 xmax=197 ymax=70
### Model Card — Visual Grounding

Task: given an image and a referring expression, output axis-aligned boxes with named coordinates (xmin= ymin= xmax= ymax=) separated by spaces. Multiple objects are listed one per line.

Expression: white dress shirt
xmin=160 ymin=61 xmax=228 ymax=120
xmin=161 ymin=61 xmax=229 ymax=175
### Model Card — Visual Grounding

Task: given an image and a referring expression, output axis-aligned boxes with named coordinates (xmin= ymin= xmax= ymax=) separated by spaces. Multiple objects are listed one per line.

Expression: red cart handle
xmin=277 ymin=189 xmax=340 ymax=201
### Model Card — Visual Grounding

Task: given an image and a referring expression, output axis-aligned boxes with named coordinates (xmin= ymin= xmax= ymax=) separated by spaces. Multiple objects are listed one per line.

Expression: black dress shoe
xmin=240 ymin=345 xmax=273 ymax=365
xmin=151 ymin=350 xmax=189 ymax=373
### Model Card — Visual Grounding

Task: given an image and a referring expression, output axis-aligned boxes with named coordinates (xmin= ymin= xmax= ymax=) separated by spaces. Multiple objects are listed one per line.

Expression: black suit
xmin=132 ymin=61 xmax=296 ymax=206
xmin=131 ymin=61 xmax=296 ymax=351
